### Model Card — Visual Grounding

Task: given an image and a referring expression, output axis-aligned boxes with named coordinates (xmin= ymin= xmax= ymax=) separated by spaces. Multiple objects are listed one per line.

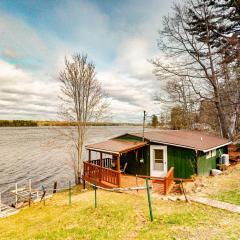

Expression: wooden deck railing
xmin=83 ymin=161 xmax=119 ymax=186
xmin=84 ymin=161 xmax=100 ymax=179
xmin=164 ymin=167 xmax=174 ymax=195
xmin=101 ymin=167 xmax=119 ymax=185
xmin=137 ymin=167 xmax=175 ymax=195
xmin=90 ymin=158 xmax=112 ymax=168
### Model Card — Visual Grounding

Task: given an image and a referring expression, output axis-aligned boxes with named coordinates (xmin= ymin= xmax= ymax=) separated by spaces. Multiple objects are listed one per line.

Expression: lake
xmin=0 ymin=126 xmax=144 ymax=203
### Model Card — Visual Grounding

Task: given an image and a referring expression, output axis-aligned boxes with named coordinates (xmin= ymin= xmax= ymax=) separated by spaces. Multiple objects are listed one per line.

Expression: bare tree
xmin=152 ymin=0 xmax=239 ymax=139
xmin=155 ymin=77 xmax=199 ymax=129
xmin=59 ymin=54 xmax=108 ymax=184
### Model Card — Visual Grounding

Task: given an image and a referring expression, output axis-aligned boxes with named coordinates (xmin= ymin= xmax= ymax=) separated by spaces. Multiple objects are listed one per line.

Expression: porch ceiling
xmin=86 ymin=139 xmax=146 ymax=155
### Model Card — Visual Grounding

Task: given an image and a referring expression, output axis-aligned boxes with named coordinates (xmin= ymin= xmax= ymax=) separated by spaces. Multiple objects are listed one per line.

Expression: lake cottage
xmin=82 ymin=130 xmax=231 ymax=194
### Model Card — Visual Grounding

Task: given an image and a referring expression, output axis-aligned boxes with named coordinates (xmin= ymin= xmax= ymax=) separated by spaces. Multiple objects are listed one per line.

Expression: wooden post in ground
xmin=117 ymin=154 xmax=121 ymax=188
xmin=180 ymin=180 xmax=190 ymax=203
xmin=41 ymin=185 xmax=46 ymax=206
xmin=15 ymin=183 xmax=18 ymax=205
xmin=28 ymin=179 xmax=32 ymax=207
xmin=53 ymin=181 xmax=57 ymax=194
xmin=29 ymin=179 xmax=32 ymax=192
xmin=28 ymin=192 xmax=31 ymax=207
xmin=135 ymin=175 xmax=139 ymax=193
xmin=83 ymin=179 xmax=86 ymax=189
xmin=69 ymin=181 xmax=72 ymax=205
xmin=94 ymin=179 xmax=97 ymax=208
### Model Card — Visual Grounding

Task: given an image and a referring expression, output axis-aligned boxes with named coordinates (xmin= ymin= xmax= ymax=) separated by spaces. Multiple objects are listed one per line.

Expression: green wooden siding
xmin=122 ymin=145 xmax=150 ymax=176
xmin=197 ymin=153 xmax=216 ymax=176
xmin=167 ymin=146 xmax=196 ymax=179
xmin=116 ymin=134 xmax=150 ymax=176
xmin=197 ymin=146 xmax=228 ymax=176
xmin=116 ymin=134 xmax=228 ymax=179
xmin=116 ymin=134 xmax=143 ymax=142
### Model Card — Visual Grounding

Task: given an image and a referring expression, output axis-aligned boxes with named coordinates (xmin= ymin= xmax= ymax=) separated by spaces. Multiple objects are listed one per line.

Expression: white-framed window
xmin=153 ymin=149 xmax=164 ymax=171
xmin=212 ymin=149 xmax=216 ymax=157
xmin=206 ymin=149 xmax=216 ymax=159
xmin=206 ymin=151 xmax=211 ymax=159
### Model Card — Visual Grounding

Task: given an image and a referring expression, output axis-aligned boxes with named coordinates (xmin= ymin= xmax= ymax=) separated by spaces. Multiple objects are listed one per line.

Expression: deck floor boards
xmin=85 ymin=174 xmax=166 ymax=194
xmin=0 ymin=204 xmax=19 ymax=218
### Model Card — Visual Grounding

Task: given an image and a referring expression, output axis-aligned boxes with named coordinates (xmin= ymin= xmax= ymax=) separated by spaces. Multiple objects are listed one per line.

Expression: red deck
xmin=82 ymin=161 xmax=174 ymax=195
xmin=83 ymin=173 xmax=146 ymax=188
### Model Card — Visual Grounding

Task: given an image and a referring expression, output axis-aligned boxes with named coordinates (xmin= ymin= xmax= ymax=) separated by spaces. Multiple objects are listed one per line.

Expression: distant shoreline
xmin=0 ymin=120 xmax=141 ymax=127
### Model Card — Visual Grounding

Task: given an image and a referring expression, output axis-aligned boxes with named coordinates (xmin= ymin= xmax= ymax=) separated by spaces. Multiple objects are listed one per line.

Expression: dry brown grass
xmin=185 ymin=163 xmax=240 ymax=205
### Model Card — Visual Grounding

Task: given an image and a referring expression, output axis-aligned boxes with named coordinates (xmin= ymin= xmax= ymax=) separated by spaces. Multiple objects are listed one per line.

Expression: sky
xmin=0 ymin=0 xmax=175 ymax=123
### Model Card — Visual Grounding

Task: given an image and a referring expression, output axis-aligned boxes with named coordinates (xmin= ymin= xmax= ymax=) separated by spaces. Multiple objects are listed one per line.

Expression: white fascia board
xmin=150 ymin=140 xmax=232 ymax=152
xmin=202 ymin=142 xmax=232 ymax=153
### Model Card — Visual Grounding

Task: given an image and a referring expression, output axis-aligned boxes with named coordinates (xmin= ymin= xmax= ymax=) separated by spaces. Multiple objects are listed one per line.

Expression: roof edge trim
xmin=202 ymin=141 xmax=232 ymax=152
xmin=150 ymin=140 xmax=195 ymax=150
xmin=151 ymin=140 xmax=232 ymax=152
xmin=85 ymin=147 xmax=119 ymax=155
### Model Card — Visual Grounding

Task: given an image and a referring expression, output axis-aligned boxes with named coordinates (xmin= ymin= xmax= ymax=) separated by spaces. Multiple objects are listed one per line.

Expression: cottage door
xmin=150 ymin=145 xmax=167 ymax=177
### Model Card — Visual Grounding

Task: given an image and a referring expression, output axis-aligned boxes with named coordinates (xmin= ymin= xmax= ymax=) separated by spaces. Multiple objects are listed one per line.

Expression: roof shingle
xmin=130 ymin=130 xmax=231 ymax=152
xmin=86 ymin=139 xmax=146 ymax=154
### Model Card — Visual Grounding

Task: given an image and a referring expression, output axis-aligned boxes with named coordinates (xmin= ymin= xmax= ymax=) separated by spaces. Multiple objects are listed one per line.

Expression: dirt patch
xmin=123 ymin=202 xmax=147 ymax=240
xmin=185 ymin=163 xmax=240 ymax=197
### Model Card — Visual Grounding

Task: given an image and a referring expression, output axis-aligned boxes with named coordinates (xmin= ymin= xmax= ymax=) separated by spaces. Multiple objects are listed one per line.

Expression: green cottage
xmin=82 ymin=130 xmax=231 ymax=193
xmin=115 ymin=130 xmax=231 ymax=178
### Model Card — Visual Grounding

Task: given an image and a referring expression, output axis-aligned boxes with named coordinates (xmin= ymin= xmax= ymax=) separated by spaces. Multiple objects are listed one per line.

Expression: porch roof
xmin=85 ymin=139 xmax=146 ymax=155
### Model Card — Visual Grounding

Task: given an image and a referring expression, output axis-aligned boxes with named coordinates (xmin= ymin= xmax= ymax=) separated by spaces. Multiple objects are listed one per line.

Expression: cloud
xmin=1 ymin=49 xmax=18 ymax=60
xmin=98 ymin=34 xmax=163 ymax=122
xmin=114 ymin=37 xmax=153 ymax=79
xmin=0 ymin=12 xmax=47 ymax=64
xmin=0 ymin=60 xmax=59 ymax=120
xmin=99 ymin=71 xmax=151 ymax=106
xmin=93 ymin=0 xmax=170 ymax=122
xmin=0 ymin=0 xmax=173 ymax=122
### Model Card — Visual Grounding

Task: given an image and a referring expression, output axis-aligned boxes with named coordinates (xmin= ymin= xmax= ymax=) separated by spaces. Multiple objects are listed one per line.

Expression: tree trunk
xmin=214 ymin=99 xmax=229 ymax=139
xmin=206 ymin=30 xmax=229 ymax=139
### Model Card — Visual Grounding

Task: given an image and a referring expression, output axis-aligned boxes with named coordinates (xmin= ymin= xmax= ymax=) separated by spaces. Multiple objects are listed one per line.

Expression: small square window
xmin=206 ymin=151 xmax=211 ymax=159
xmin=212 ymin=149 xmax=216 ymax=157
xmin=206 ymin=150 xmax=216 ymax=159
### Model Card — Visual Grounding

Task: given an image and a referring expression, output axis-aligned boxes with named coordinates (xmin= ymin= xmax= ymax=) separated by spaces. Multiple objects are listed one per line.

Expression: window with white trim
xmin=212 ymin=149 xmax=216 ymax=157
xmin=153 ymin=149 xmax=164 ymax=171
xmin=206 ymin=149 xmax=216 ymax=159
xmin=206 ymin=151 xmax=211 ymax=159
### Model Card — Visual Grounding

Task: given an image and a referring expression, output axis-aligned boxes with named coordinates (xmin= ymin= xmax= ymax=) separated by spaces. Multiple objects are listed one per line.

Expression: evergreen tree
xmin=151 ymin=115 xmax=159 ymax=128
xmin=212 ymin=0 xmax=240 ymax=64
xmin=170 ymin=107 xmax=189 ymax=130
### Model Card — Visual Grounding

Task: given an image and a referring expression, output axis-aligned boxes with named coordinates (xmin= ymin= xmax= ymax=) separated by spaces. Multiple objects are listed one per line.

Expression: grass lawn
xmin=208 ymin=164 xmax=240 ymax=206
xmin=211 ymin=189 xmax=240 ymax=206
xmin=1 ymin=186 xmax=240 ymax=240
xmin=186 ymin=164 xmax=240 ymax=207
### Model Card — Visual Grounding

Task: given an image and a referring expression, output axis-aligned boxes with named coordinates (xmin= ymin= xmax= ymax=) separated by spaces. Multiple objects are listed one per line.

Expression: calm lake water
xmin=0 ymin=126 xmax=144 ymax=203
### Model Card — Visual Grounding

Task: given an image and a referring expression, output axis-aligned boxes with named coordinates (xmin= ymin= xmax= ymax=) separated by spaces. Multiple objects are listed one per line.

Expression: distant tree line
xmin=0 ymin=120 xmax=140 ymax=127
xmin=0 ymin=120 xmax=38 ymax=127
